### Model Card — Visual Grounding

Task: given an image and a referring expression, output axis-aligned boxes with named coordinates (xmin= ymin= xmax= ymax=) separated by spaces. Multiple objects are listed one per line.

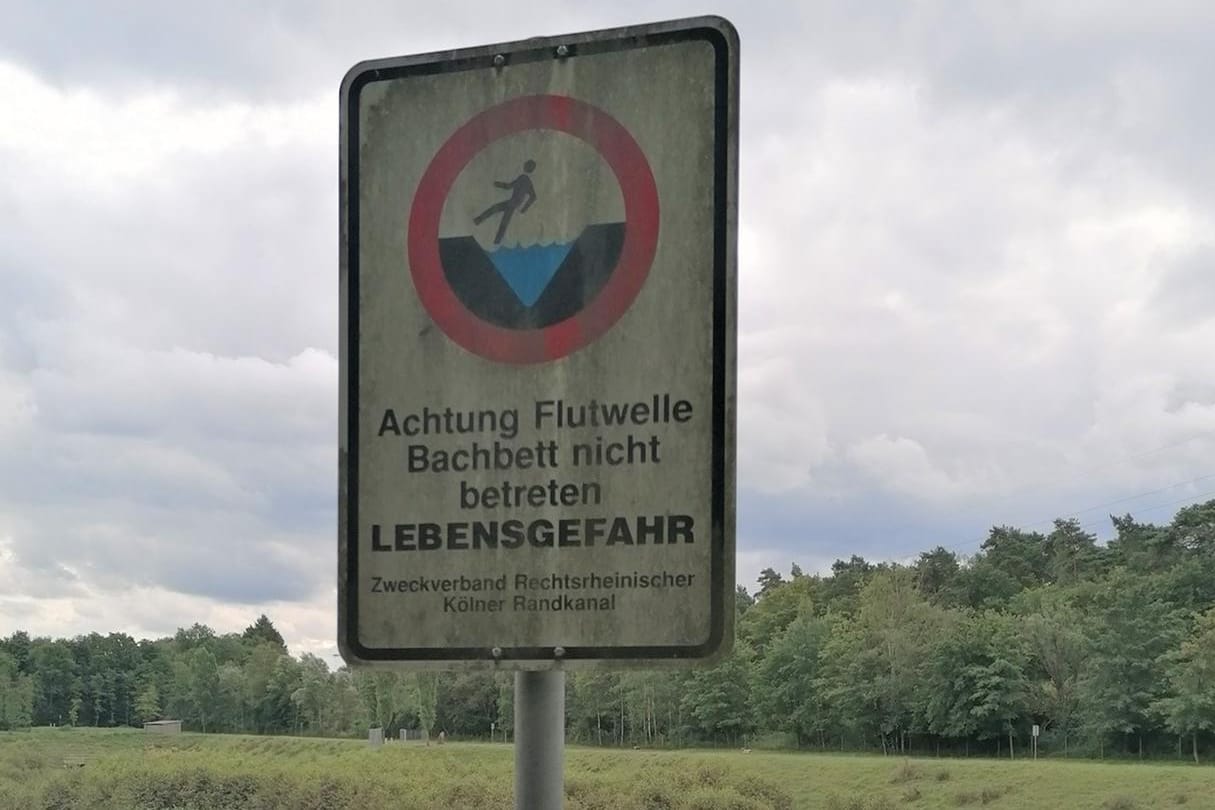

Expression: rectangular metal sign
xmin=339 ymin=16 xmax=737 ymax=666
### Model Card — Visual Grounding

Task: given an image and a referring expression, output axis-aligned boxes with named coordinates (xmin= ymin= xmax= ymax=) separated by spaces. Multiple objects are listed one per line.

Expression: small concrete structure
xmin=143 ymin=720 xmax=182 ymax=734
xmin=368 ymin=727 xmax=384 ymax=748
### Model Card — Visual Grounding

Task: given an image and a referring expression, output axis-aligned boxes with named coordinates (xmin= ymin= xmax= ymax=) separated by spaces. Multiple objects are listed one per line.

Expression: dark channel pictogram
xmin=442 ymin=155 xmax=626 ymax=331
xmin=408 ymin=95 xmax=659 ymax=364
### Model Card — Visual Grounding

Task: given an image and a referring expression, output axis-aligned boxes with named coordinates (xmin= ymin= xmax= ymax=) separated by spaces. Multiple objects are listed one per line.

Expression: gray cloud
xmin=2 ymin=1 xmax=1215 ymax=653
xmin=1152 ymin=243 xmax=1215 ymax=326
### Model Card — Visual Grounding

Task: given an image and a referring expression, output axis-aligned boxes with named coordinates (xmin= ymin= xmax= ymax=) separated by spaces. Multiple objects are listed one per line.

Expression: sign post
xmin=339 ymin=17 xmax=737 ymax=809
xmin=515 ymin=670 xmax=565 ymax=807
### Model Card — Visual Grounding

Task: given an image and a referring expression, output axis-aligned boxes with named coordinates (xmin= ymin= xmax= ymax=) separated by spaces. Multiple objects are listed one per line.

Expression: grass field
xmin=1 ymin=728 xmax=1213 ymax=809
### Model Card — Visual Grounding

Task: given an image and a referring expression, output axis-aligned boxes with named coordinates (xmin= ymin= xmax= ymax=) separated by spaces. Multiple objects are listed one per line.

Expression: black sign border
xmin=339 ymin=17 xmax=737 ymax=665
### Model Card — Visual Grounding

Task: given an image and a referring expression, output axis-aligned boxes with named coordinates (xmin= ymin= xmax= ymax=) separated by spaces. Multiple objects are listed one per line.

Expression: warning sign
xmin=339 ymin=17 xmax=738 ymax=667
xmin=409 ymin=94 xmax=660 ymax=363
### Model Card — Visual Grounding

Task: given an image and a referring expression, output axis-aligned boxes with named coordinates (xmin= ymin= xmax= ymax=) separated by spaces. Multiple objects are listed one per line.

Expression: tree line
xmin=2 ymin=500 xmax=1214 ymax=761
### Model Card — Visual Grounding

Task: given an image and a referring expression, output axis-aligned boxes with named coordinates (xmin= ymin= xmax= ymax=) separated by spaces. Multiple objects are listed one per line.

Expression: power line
xmin=944 ymin=432 xmax=1214 ymax=532
xmin=1019 ymin=471 xmax=1215 ymax=529
xmin=1074 ymin=487 xmax=1215 ymax=534
xmin=919 ymin=476 xmax=1215 ymax=562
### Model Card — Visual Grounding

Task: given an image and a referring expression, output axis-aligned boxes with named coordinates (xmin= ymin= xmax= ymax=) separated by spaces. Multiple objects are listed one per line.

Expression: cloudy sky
xmin=2 ymin=1 xmax=1214 ymax=659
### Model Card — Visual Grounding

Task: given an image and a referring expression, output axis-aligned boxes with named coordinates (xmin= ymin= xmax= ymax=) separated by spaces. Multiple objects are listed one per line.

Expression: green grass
xmin=1 ymin=728 xmax=1213 ymax=809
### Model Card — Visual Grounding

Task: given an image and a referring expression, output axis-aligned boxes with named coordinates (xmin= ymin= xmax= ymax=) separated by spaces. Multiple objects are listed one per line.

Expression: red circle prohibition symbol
xmin=408 ymin=94 xmax=660 ymax=364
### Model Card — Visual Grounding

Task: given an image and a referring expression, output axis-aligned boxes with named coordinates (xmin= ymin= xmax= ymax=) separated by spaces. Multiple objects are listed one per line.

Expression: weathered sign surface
xmin=339 ymin=17 xmax=737 ymax=667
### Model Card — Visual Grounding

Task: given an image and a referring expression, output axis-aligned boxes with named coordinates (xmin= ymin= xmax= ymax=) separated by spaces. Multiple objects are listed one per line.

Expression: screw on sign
xmin=408 ymin=94 xmax=660 ymax=365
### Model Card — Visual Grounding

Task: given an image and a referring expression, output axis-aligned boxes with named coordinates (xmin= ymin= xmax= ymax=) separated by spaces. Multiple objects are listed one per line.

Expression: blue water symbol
xmin=487 ymin=241 xmax=575 ymax=306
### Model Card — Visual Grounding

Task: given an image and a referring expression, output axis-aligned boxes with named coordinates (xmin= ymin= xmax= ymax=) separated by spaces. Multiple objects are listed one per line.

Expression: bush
xmin=889 ymin=760 xmax=919 ymax=783
xmin=979 ymin=786 xmax=1005 ymax=804
xmin=901 ymin=786 xmax=922 ymax=803
xmin=684 ymin=787 xmax=767 ymax=810
xmin=1103 ymin=798 xmax=1137 ymax=810
xmin=733 ymin=774 xmax=794 ymax=810
xmin=640 ymin=782 xmax=675 ymax=810
xmin=823 ymin=796 xmax=896 ymax=810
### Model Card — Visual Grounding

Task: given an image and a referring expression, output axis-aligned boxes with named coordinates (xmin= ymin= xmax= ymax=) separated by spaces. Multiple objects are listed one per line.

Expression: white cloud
xmin=3 ymin=1 xmax=1215 ymax=654
xmin=0 ymin=59 xmax=338 ymax=645
xmin=0 ymin=62 xmax=330 ymax=192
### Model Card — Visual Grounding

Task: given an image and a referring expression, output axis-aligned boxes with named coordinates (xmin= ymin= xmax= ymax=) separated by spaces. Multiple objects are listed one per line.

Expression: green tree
xmin=1107 ymin=514 xmax=1175 ymax=573
xmin=978 ymin=526 xmax=1048 ymax=590
xmin=1044 ymin=519 xmax=1102 ymax=586
xmin=31 ymin=639 xmax=77 ymax=725
xmin=568 ymin=671 xmax=621 ymax=745
xmin=436 ymin=671 xmax=498 ymax=737
xmin=330 ymin=670 xmax=360 ymax=736
xmin=185 ymin=647 xmax=221 ymax=733
xmin=264 ymin=655 xmax=302 ymax=734
xmin=818 ymin=556 xmax=876 ymax=615
xmin=242 ymin=615 xmax=288 ymax=653
xmin=680 ymin=644 xmax=754 ymax=744
xmin=739 ymin=574 xmax=815 ymax=658
xmin=414 ymin=672 xmax=439 ymax=741
xmin=735 ymin=585 xmax=756 ymax=618
xmin=134 ymin=683 xmax=162 ymax=723
xmin=352 ymin=669 xmax=411 ymax=734
xmin=1079 ymin=571 xmax=1186 ymax=757
xmin=243 ymin=642 xmax=285 ymax=733
xmin=755 ymin=567 xmax=784 ymax=598
xmin=495 ymin=674 xmax=514 ymax=741
xmin=967 ymin=613 xmax=1032 ymax=757
xmin=818 ymin=569 xmax=944 ymax=753
xmin=949 ymin=557 xmax=1021 ymax=610
xmin=615 ymin=670 xmax=685 ymax=746
xmin=914 ymin=547 xmax=961 ymax=604
xmin=921 ymin=611 xmax=1030 ymax=757
xmin=291 ymin=654 xmax=331 ymax=734
xmin=920 ymin=611 xmax=983 ymax=749
xmin=216 ymin=663 xmax=245 ymax=732
xmin=1153 ymin=609 xmax=1215 ymax=762
xmin=174 ymin=624 xmax=217 ymax=652
xmin=753 ymin=615 xmax=832 ymax=746
xmin=1018 ymin=594 xmax=1089 ymax=753
xmin=1 ymin=632 xmax=32 ymax=674
xmin=1168 ymin=501 xmax=1215 ymax=557
xmin=0 ymin=651 xmax=34 ymax=729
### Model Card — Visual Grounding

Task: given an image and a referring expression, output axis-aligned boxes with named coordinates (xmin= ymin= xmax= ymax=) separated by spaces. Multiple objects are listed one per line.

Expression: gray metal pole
xmin=514 ymin=669 xmax=564 ymax=810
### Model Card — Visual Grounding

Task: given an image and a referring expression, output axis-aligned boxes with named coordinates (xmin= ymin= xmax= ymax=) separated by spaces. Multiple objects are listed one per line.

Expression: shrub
xmin=890 ymin=760 xmax=919 ymax=784
xmin=824 ymin=795 xmax=866 ymax=810
xmin=901 ymin=786 xmax=922 ymax=803
xmin=1103 ymin=798 xmax=1137 ymax=810
xmin=640 ymin=782 xmax=675 ymax=810
xmin=684 ymin=787 xmax=767 ymax=810
xmin=733 ymin=774 xmax=794 ymax=810
xmin=694 ymin=763 xmax=729 ymax=788
xmin=979 ymin=786 xmax=1005 ymax=804
xmin=935 ymin=770 xmax=952 ymax=782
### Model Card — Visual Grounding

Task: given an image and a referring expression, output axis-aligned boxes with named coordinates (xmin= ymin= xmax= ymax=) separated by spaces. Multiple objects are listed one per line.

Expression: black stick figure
xmin=473 ymin=159 xmax=537 ymax=245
